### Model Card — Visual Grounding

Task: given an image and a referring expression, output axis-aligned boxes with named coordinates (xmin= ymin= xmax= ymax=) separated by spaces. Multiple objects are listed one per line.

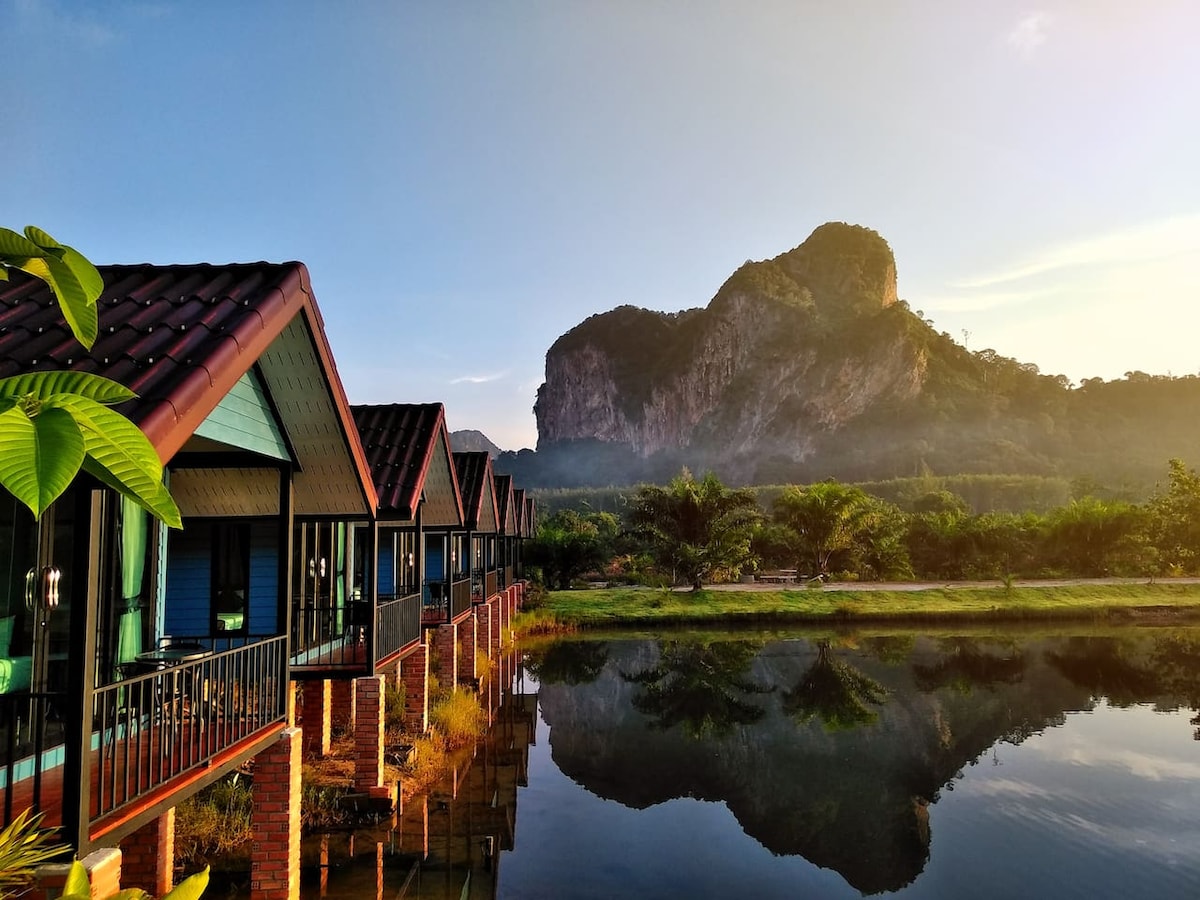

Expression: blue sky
xmin=7 ymin=0 xmax=1199 ymax=449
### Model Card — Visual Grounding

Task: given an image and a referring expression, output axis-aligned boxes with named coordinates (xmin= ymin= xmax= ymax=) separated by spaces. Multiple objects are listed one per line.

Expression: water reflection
xmin=525 ymin=626 xmax=1200 ymax=896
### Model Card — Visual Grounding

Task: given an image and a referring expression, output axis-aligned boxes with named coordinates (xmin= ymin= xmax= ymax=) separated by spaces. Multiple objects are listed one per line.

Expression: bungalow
xmin=452 ymin=451 xmax=501 ymax=606
xmin=0 ymin=261 xmax=375 ymax=898
xmin=493 ymin=474 xmax=516 ymax=590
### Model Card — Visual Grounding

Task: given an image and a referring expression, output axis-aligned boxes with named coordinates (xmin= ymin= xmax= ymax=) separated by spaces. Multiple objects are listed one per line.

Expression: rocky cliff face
xmin=534 ymin=223 xmax=924 ymax=476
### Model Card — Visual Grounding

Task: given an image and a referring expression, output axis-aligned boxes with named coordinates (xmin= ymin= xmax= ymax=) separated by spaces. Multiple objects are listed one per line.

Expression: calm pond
xmin=289 ymin=625 xmax=1200 ymax=898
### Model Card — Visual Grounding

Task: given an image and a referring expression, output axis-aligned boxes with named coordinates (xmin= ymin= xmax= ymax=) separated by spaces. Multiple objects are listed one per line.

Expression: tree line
xmin=526 ymin=460 xmax=1200 ymax=589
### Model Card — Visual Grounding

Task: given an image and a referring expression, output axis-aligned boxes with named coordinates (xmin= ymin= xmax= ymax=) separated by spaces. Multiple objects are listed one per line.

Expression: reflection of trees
xmin=622 ymin=640 xmax=771 ymax=738
xmin=913 ymin=639 xmax=1025 ymax=693
xmin=1044 ymin=637 xmax=1161 ymax=707
xmin=783 ymin=641 xmax=888 ymax=731
xmin=1150 ymin=635 xmax=1200 ymax=740
xmin=861 ymin=634 xmax=916 ymax=665
xmin=525 ymin=641 xmax=610 ymax=686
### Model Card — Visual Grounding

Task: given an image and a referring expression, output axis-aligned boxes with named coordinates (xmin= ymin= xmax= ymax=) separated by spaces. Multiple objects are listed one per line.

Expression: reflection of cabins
xmin=398 ymin=652 xmax=538 ymax=896
xmin=0 ymin=263 xmax=376 ymax=897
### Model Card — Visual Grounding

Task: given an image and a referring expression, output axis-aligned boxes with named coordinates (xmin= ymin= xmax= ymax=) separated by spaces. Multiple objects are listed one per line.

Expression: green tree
xmin=782 ymin=641 xmax=888 ymax=731
xmin=627 ymin=470 xmax=760 ymax=590
xmin=0 ymin=226 xmax=181 ymax=526
xmin=1148 ymin=458 xmax=1200 ymax=574
xmin=1043 ymin=497 xmax=1149 ymax=576
xmin=526 ymin=509 xmax=619 ymax=590
xmin=772 ymin=481 xmax=904 ymax=577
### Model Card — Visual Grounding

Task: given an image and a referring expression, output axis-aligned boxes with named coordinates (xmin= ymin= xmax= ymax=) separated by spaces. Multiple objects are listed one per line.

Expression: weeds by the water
xmin=402 ymin=730 xmax=449 ymax=795
xmin=175 ymin=772 xmax=254 ymax=867
xmin=430 ymin=686 xmax=487 ymax=747
xmin=475 ymin=648 xmax=492 ymax=683
xmin=385 ymin=682 xmax=407 ymax=732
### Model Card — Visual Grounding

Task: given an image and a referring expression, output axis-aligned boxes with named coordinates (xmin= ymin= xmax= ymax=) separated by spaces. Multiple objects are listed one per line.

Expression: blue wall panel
xmin=164 ymin=523 xmax=212 ymax=638
xmin=248 ymin=522 xmax=278 ymax=633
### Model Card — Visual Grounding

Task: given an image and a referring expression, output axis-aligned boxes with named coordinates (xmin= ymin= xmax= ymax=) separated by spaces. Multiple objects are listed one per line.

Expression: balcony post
xmin=62 ymin=487 xmax=102 ymax=855
xmin=120 ymin=809 xmax=175 ymax=896
xmin=250 ymin=727 xmax=302 ymax=900
xmin=457 ymin=613 xmax=477 ymax=683
xmin=400 ymin=644 xmax=429 ymax=734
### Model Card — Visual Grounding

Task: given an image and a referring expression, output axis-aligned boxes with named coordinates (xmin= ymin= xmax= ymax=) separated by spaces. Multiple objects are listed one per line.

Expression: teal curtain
xmin=117 ymin=497 xmax=147 ymax=667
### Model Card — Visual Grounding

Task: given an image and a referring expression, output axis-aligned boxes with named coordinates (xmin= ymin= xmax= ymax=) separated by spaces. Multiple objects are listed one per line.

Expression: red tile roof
xmin=453 ymin=451 xmax=498 ymax=532
xmin=353 ymin=403 xmax=464 ymax=523
xmin=0 ymin=263 xmax=377 ymax=512
xmin=493 ymin=474 xmax=514 ymax=535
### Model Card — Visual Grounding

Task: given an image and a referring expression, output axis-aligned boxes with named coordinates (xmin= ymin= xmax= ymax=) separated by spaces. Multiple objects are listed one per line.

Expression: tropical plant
xmin=772 ymin=481 xmax=882 ymax=577
xmin=627 ymin=470 xmax=760 ymax=590
xmin=526 ymin=509 xmax=620 ymax=590
xmin=53 ymin=858 xmax=208 ymax=899
xmin=0 ymin=805 xmax=209 ymax=899
xmin=0 ymin=226 xmax=181 ymax=527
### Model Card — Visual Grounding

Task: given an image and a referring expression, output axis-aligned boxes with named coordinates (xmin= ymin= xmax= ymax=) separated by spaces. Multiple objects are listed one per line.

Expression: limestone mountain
xmin=523 ymin=221 xmax=1200 ymax=488
xmin=450 ymin=429 xmax=503 ymax=458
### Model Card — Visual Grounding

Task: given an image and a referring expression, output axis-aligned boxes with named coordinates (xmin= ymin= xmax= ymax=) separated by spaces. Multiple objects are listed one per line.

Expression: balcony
xmin=290 ymin=600 xmax=371 ymax=676
xmin=472 ymin=569 xmax=500 ymax=603
xmin=375 ymin=593 xmax=421 ymax=666
xmin=1 ymin=635 xmax=288 ymax=844
xmin=422 ymin=578 xmax=473 ymax=626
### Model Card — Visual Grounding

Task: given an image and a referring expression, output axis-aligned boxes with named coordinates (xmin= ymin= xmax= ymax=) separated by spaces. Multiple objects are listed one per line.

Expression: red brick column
xmin=120 ymin=809 xmax=174 ymax=896
xmin=300 ymin=679 xmax=331 ymax=758
xmin=457 ymin=614 xmax=477 ymax=683
xmin=401 ymin=795 xmax=429 ymax=859
xmin=330 ymin=678 xmax=355 ymax=733
xmin=354 ymin=675 xmax=385 ymax=794
xmin=251 ymin=727 xmax=302 ymax=900
xmin=434 ymin=623 xmax=458 ymax=691
xmin=400 ymin=644 xmax=429 ymax=734
xmin=489 ymin=600 xmax=501 ymax=654
xmin=476 ymin=604 xmax=492 ymax=661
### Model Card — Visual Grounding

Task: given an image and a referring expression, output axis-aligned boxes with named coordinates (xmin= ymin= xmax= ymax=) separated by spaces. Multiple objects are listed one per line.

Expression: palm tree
xmin=628 ymin=470 xmax=760 ymax=590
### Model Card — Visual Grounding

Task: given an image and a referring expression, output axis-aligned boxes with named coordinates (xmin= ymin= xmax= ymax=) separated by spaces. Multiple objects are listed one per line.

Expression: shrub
xmin=385 ymin=682 xmax=407 ymax=732
xmin=175 ymin=773 xmax=253 ymax=867
xmin=429 ymin=687 xmax=486 ymax=747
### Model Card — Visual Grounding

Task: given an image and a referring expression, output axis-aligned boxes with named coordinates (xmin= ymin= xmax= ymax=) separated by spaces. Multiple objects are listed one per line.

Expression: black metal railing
xmin=375 ymin=593 xmax=420 ymax=665
xmin=451 ymin=578 xmax=472 ymax=620
xmin=0 ymin=691 xmax=66 ymax=826
xmin=91 ymin=635 xmax=287 ymax=823
xmin=290 ymin=600 xmax=371 ymax=669
xmin=485 ymin=570 xmax=499 ymax=600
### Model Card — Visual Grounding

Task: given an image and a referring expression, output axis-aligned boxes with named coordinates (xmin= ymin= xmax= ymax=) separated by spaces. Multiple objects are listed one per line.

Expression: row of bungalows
xmin=0 ymin=262 xmax=535 ymax=898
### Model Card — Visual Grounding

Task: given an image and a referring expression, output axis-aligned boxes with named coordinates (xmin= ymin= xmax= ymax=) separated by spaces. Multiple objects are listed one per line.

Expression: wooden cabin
xmin=0 ymin=262 xmax=376 ymax=884
xmin=493 ymin=474 xmax=517 ymax=590
xmin=453 ymin=452 xmax=501 ymax=605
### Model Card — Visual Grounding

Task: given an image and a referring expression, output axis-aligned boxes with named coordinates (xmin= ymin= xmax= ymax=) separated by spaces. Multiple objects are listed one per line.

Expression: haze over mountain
xmin=450 ymin=429 xmax=503 ymax=458
xmin=501 ymin=223 xmax=1200 ymax=489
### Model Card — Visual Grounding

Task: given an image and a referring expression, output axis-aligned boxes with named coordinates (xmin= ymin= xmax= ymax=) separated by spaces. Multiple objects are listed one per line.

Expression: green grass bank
xmin=521 ymin=581 xmax=1200 ymax=630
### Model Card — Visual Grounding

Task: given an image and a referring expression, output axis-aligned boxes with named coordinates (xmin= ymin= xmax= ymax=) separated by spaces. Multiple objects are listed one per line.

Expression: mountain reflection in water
xmin=518 ymin=628 xmax=1200 ymax=898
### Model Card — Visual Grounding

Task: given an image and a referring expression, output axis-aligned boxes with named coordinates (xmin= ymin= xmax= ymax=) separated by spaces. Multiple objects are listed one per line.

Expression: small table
xmin=136 ymin=647 xmax=212 ymax=720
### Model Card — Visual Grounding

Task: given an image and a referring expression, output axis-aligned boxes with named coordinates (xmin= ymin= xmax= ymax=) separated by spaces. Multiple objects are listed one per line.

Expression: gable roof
xmin=453 ymin=451 xmax=499 ymax=533
xmin=0 ymin=263 xmax=376 ymax=516
xmin=493 ymin=474 xmax=514 ymax=535
xmin=353 ymin=403 xmax=464 ymax=526
xmin=512 ymin=489 xmax=527 ymax=536
xmin=524 ymin=496 xmax=537 ymax=537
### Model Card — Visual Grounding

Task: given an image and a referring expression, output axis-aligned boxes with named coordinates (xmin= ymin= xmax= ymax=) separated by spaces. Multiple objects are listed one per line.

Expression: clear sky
xmin=7 ymin=1 xmax=1199 ymax=450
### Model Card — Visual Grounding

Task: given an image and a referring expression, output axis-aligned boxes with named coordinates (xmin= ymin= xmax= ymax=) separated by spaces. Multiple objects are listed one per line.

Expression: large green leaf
xmin=48 ymin=396 xmax=181 ymax=528
xmin=22 ymin=225 xmax=63 ymax=251
xmin=60 ymin=245 xmax=104 ymax=302
xmin=17 ymin=255 xmax=99 ymax=348
xmin=61 ymin=860 xmax=91 ymax=896
xmin=0 ymin=405 xmax=85 ymax=519
xmin=162 ymin=866 xmax=210 ymax=900
xmin=0 ymin=372 xmax=135 ymax=404
xmin=0 ymin=227 xmax=50 ymax=261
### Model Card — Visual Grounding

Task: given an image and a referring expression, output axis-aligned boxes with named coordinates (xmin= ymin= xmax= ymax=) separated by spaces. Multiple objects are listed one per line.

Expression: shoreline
xmin=525 ymin=579 xmax=1200 ymax=630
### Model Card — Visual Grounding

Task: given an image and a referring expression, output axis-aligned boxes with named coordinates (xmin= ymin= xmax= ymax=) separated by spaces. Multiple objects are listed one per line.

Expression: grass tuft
xmin=429 ymin=686 xmax=487 ymax=747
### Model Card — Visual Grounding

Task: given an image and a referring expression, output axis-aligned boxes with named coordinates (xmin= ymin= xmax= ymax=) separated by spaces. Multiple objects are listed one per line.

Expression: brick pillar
xmin=251 ymin=727 xmax=302 ymax=900
xmin=330 ymin=679 xmax=355 ymax=733
xmin=434 ymin=623 xmax=458 ymax=690
xmin=354 ymin=675 xmax=385 ymax=794
xmin=457 ymin=614 xmax=477 ymax=683
xmin=301 ymin=679 xmax=331 ymax=758
xmin=32 ymin=849 xmax=122 ymax=900
xmin=489 ymin=600 xmax=501 ymax=654
xmin=476 ymin=602 xmax=492 ymax=659
xmin=400 ymin=645 xmax=429 ymax=734
xmin=120 ymin=809 xmax=174 ymax=896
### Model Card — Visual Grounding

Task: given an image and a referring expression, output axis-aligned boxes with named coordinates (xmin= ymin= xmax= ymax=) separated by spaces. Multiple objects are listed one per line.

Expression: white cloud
xmin=951 ymin=214 xmax=1200 ymax=290
xmin=1006 ymin=11 xmax=1054 ymax=58
xmin=450 ymin=372 xmax=508 ymax=385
